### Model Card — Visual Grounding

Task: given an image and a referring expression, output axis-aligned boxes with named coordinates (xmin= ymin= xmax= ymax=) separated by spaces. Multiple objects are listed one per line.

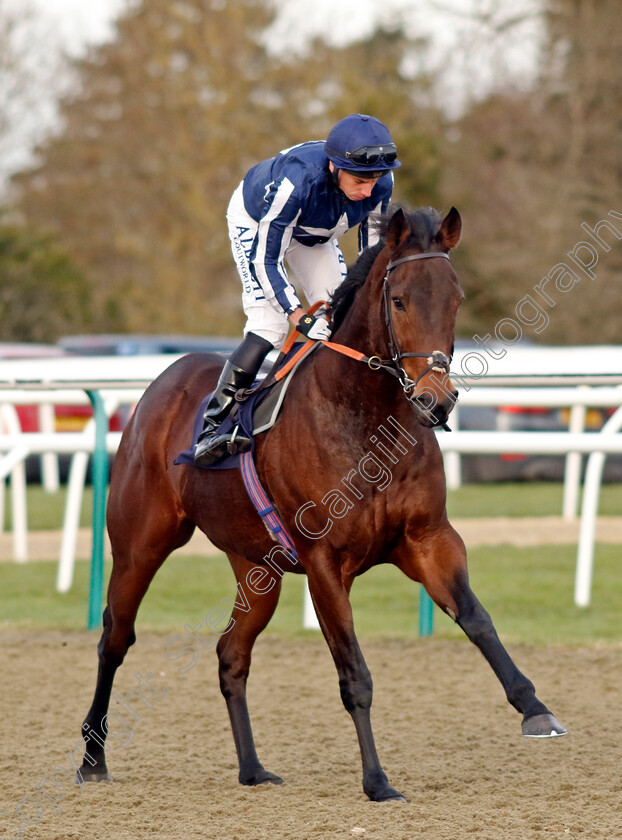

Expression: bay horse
xmin=80 ymin=206 xmax=566 ymax=802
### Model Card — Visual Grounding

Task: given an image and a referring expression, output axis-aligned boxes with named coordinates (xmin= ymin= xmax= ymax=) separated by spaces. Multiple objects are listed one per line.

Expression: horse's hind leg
xmin=393 ymin=525 xmax=567 ymax=738
xmin=217 ymin=551 xmax=283 ymax=786
xmin=80 ymin=488 xmax=195 ymax=781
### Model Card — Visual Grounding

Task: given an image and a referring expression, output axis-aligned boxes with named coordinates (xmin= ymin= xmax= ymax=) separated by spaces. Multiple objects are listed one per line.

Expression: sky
xmin=28 ymin=0 xmax=545 ymax=121
xmin=27 ymin=0 xmax=127 ymax=54
xmin=268 ymin=0 xmax=544 ymax=111
xmin=27 ymin=0 xmax=544 ymax=83
xmin=1 ymin=0 xmax=544 ymax=187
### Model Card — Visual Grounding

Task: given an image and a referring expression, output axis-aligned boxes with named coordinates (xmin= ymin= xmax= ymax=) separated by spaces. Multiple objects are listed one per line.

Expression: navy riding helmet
xmin=324 ymin=114 xmax=401 ymax=178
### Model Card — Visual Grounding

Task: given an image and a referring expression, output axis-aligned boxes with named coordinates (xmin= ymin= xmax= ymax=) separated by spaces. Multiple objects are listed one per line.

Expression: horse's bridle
xmin=260 ymin=250 xmax=456 ymax=428
xmin=370 ymin=252 xmax=453 ymax=408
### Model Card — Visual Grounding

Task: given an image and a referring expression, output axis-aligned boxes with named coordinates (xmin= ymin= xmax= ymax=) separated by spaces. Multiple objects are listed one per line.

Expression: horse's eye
xmin=392 ymin=297 xmax=405 ymax=311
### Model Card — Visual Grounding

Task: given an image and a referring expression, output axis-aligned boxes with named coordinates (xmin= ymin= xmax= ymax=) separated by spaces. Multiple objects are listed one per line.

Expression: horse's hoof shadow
xmin=522 ymin=713 xmax=568 ymax=738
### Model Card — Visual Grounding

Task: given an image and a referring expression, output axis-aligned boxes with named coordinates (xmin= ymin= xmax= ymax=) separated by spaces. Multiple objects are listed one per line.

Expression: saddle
xmin=174 ymin=341 xmax=320 ymax=471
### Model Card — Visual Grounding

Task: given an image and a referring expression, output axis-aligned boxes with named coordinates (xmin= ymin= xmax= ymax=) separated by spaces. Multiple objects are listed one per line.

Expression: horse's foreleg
xmin=306 ymin=560 xmax=405 ymax=802
xmin=394 ymin=525 xmax=567 ymax=738
xmin=217 ymin=552 xmax=284 ymax=787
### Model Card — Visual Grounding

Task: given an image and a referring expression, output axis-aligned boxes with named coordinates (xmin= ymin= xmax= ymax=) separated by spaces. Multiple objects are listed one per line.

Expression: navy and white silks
xmin=226 ymin=141 xmax=394 ymax=348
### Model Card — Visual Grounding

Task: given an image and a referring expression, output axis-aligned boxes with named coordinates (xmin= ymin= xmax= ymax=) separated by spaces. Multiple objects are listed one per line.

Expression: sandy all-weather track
xmin=1 ymin=630 xmax=620 ymax=840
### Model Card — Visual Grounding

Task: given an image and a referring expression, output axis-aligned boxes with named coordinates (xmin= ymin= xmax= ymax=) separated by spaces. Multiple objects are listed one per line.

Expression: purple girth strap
xmin=240 ymin=451 xmax=298 ymax=558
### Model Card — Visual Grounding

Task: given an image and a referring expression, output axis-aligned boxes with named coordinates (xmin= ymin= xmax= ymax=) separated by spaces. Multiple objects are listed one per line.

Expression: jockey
xmin=194 ymin=113 xmax=401 ymax=465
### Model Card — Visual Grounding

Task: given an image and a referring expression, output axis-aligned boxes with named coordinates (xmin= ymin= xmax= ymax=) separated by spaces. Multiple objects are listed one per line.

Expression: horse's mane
xmin=329 ymin=242 xmax=384 ymax=331
xmin=329 ymin=206 xmax=443 ymax=330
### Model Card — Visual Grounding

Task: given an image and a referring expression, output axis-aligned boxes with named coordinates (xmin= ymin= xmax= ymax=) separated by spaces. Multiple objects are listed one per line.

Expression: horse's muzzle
xmin=410 ymin=387 xmax=459 ymax=428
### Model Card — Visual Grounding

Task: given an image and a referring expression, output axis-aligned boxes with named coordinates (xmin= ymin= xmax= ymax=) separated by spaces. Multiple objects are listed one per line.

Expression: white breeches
xmin=226 ymin=181 xmax=346 ymax=349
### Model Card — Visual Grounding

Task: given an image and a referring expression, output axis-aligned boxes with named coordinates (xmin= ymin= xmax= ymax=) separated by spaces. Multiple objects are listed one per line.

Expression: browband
xmin=386 ymin=252 xmax=450 ymax=272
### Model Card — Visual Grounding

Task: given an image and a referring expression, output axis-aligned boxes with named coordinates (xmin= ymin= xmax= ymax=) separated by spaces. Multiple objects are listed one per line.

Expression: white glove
xmin=297 ymin=314 xmax=332 ymax=341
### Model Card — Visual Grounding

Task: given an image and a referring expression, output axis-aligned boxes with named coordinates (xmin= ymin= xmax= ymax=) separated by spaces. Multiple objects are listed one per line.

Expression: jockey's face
xmin=330 ymin=163 xmax=380 ymax=201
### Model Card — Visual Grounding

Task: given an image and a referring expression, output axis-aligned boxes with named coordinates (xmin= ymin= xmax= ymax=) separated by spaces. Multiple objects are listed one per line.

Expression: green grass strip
xmin=7 ymin=482 xmax=620 ymax=531
xmin=2 ymin=544 xmax=620 ymax=646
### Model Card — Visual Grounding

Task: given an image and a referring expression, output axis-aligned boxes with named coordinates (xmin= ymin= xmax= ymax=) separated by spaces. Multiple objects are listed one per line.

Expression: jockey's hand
xmin=296 ymin=313 xmax=332 ymax=341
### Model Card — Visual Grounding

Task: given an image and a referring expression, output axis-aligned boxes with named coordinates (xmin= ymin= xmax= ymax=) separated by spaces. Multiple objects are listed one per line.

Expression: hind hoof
xmin=78 ymin=765 xmax=111 ymax=783
xmin=522 ymin=713 xmax=567 ymax=738
xmin=240 ymin=768 xmax=283 ymax=786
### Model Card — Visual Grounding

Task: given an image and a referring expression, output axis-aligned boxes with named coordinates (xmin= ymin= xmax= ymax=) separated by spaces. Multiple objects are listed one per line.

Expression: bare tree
xmin=439 ymin=0 xmax=622 ymax=345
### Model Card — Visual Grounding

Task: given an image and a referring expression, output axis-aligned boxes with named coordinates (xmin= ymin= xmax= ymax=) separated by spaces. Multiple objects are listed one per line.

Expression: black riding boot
xmin=193 ymin=332 xmax=273 ymax=466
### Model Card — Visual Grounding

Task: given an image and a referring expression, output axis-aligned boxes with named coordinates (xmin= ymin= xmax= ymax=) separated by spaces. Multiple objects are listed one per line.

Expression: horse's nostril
xmin=415 ymin=393 xmax=436 ymax=410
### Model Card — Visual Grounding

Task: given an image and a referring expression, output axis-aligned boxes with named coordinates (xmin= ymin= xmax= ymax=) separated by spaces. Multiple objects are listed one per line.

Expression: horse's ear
xmin=439 ymin=207 xmax=462 ymax=250
xmin=384 ymin=208 xmax=410 ymax=248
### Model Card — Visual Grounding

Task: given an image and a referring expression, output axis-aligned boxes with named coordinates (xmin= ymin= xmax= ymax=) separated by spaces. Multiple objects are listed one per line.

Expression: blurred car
xmin=454 ymin=401 xmax=562 ymax=482
xmin=58 ymin=334 xmax=241 ymax=356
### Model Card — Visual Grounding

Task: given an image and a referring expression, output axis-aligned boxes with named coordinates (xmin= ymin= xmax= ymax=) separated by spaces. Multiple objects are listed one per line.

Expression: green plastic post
xmin=86 ymin=390 xmax=108 ymax=630
xmin=419 ymin=588 xmax=434 ymax=637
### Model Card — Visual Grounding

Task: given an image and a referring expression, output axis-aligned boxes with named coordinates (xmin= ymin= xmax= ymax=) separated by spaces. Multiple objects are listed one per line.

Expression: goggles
xmin=329 ymin=143 xmax=398 ymax=167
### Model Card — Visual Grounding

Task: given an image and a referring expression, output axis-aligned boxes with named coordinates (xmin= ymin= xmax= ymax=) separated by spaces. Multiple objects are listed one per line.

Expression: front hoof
xmin=364 ymin=773 xmax=407 ymax=802
xmin=522 ymin=713 xmax=567 ymax=738
xmin=240 ymin=768 xmax=284 ymax=787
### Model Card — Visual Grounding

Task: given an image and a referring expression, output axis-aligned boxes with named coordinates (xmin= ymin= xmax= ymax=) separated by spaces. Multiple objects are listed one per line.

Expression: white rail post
xmin=38 ymin=402 xmax=60 ymax=492
xmin=0 ymin=446 xmax=29 ymax=561
xmin=574 ymin=405 xmax=622 ymax=607
xmin=57 ymin=450 xmax=90 ymax=592
xmin=0 ymin=403 xmax=28 ymax=561
xmin=562 ymin=387 xmax=587 ymax=520
xmin=444 ymin=405 xmax=462 ymax=490
xmin=57 ymin=395 xmax=123 ymax=593
xmin=303 ymin=580 xmax=320 ymax=630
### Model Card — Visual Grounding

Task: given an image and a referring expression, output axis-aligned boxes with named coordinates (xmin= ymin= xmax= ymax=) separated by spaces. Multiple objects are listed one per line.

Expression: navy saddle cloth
xmin=174 ymin=342 xmax=318 ymax=471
